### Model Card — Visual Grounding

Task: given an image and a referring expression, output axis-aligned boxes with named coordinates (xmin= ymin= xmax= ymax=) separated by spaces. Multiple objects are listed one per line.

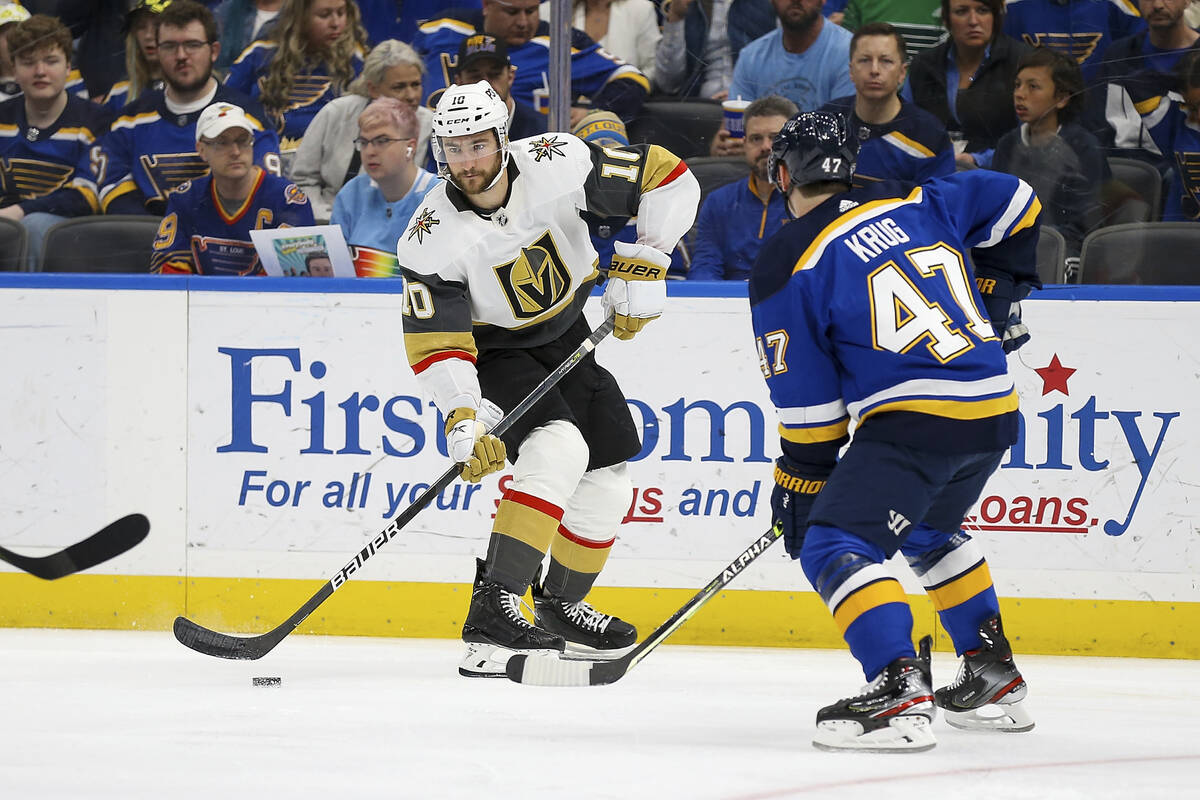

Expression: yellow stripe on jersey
xmin=832 ymin=578 xmax=908 ymax=633
xmin=231 ymin=39 xmax=277 ymax=65
xmin=1009 ymin=196 xmax=1042 ymax=236
xmin=402 ymin=330 xmax=478 ymax=370
xmin=883 ymin=131 xmax=936 ymax=159
xmin=861 ymin=388 xmax=1019 ymax=423
xmin=793 ymin=187 xmax=924 ymax=274
xmin=607 ymin=66 xmax=651 ymax=93
xmin=927 ymin=561 xmax=994 ymax=611
xmin=779 ymin=418 xmax=849 ymax=445
xmin=112 ymin=112 xmax=162 ymax=130
xmin=99 ymin=179 xmax=139 ymax=211
xmin=639 ymin=145 xmax=683 ymax=193
xmin=418 ymin=18 xmax=477 ymax=36
xmin=1134 ymin=95 xmax=1162 ymax=115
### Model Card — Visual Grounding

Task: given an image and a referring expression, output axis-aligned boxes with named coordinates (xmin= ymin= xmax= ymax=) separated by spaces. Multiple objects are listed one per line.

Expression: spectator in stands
xmin=413 ymin=0 xmax=649 ymax=126
xmin=215 ymin=0 xmax=282 ymax=71
xmin=992 ymin=48 xmax=1105 ymax=254
xmin=905 ymin=0 xmax=1029 ymax=168
xmin=0 ymin=14 xmax=113 ymax=270
xmin=1090 ymin=0 xmax=1199 ymax=162
xmin=1120 ymin=49 xmax=1200 ymax=221
xmin=293 ymin=40 xmax=432 ymax=221
xmin=454 ymin=34 xmax=546 ymax=143
xmin=96 ymin=0 xmax=282 ymax=216
xmin=840 ymin=0 xmax=946 ymax=59
xmin=330 ymin=97 xmax=438 ymax=267
xmin=725 ymin=0 xmax=855 ymax=118
xmin=355 ymin=0 xmax=481 ymax=46
xmin=0 ymin=2 xmax=31 ymax=103
xmin=654 ymin=0 xmax=777 ymax=99
xmin=1002 ymin=0 xmax=1145 ymax=81
xmin=150 ymin=101 xmax=314 ymax=274
xmin=541 ymin=0 xmax=661 ymax=83
xmin=102 ymin=0 xmax=168 ymax=112
xmin=822 ymin=22 xmax=954 ymax=184
xmin=688 ymin=95 xmax=796 ymax=280
xmin=225 ymin=0 xmax=368 ymax=168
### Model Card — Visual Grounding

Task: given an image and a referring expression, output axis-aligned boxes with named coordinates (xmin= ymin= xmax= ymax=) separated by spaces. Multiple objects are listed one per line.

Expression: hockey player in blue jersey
xmin=150 ymin=102 xmax=314 ymax=275
xmin=750 ymin=111 xmax=1040 ymax=752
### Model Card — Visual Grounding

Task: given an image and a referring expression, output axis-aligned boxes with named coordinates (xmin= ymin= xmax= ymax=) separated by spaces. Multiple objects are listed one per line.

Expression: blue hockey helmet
xmin=768 ymin=111 xmax=858 ymax=194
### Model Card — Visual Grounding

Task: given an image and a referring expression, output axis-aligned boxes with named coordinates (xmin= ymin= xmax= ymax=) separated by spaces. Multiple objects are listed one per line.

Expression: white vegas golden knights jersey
xmin=395 ymin=132 xmax=699 ymax=412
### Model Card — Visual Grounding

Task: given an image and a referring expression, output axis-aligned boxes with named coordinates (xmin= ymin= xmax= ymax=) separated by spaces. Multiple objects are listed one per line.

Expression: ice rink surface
xmin=1 ymin=629 xmax=1196 ymax=799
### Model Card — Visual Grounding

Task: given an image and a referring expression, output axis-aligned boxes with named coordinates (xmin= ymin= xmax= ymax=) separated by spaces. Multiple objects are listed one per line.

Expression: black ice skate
xmin=459 ymin=559 xmax=565 ymax=678
xmin=935 ymin=615 xmax=1034 ymax=732
xmin=813 ymin=636 xmax=937 ymax=753
xmin=532 ymin=576 xmax=637 ymax=661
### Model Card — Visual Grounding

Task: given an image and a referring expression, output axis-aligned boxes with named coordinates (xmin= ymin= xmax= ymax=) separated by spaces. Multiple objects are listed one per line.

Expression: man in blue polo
xmin=688 ymin=95 xmax=797 ymax=281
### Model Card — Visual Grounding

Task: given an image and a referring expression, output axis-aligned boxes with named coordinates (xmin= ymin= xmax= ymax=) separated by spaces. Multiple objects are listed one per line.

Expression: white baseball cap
xmin=195 ymin=102 xmax=255 ymax=145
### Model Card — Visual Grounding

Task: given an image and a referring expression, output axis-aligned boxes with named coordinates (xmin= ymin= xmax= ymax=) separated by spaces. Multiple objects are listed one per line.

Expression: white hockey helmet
xmin=431 ymin=80 xmax=510 ymax=191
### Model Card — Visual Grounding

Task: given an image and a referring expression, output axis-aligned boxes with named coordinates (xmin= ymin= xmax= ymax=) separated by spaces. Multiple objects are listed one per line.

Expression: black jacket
xmin=907 ymin=34 xmax=1030 ymax=154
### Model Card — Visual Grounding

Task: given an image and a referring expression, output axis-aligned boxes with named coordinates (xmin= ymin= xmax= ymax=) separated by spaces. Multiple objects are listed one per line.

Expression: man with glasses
xmin=330 ymin=96 xmax=438 ymax=272
xmin=150 ymin=102 xmax=313 ymax=274
xmin=96 ymin=0 xmax=281 ymax=216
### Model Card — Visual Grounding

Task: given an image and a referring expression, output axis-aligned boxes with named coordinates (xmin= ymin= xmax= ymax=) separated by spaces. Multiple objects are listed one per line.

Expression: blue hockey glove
xmin=771 ymin=457 xmax=827 ymax=559
xmin=975 ymin=267 xmax=1035 ymax=353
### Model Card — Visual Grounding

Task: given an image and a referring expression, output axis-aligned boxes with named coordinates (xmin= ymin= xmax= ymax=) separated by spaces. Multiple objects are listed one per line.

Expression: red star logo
xmin=1035 ymin=354 xmax=1076 ymax=396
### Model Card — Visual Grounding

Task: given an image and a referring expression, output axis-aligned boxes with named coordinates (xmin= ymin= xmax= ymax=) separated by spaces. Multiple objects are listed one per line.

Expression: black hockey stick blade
xmin=0 ymin=513 xmax=150 ymax=580
xmin=173 ymin=317 xmax=616 ymax=661
xmin=506 ymin=521 xmax=784 ymax=686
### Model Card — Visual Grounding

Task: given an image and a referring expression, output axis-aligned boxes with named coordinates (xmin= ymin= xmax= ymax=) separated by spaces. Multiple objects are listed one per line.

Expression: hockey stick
xmin=0 ymin=514 xmax=150 ymax=580
xmin=173 ymin=316 xmax=617 ymax=660
xmin=505 ymin=520 xmax=783 ymax=686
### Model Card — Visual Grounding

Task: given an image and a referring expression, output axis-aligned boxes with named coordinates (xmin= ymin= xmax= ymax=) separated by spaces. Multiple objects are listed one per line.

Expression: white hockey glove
xmin=445 ymin=399 xmax=507 ymax=483
xmin=602 ymin=241 xmax=670 ymax=341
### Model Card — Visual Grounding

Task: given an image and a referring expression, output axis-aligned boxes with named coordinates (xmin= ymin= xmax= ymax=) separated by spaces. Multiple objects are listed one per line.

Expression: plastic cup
xmin=722 ymin=98 xmax=751 ymax=138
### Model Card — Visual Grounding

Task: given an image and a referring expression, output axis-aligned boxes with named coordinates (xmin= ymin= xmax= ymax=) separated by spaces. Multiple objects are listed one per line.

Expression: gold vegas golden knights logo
xmin=493 ymin=230 xmax=572 ymax=319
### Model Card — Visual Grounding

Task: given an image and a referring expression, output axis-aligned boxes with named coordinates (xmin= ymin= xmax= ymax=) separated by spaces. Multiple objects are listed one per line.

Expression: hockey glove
xmin=975 ymin=266 xmax=1035 ymax=354
xmin=771 ymin=456 xmax=827 ymax=559
xmin=445 ymin=400 xmax=507 ymax=483
xmin=601 ymin=241 xmax=670 ymax=340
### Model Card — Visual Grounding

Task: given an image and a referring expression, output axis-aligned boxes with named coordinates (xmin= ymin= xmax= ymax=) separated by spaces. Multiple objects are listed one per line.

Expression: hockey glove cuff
xmin=602 ymin=241 xmax=670 ymax=341
xmin=771 ymin=456 xmax=827 ymax=559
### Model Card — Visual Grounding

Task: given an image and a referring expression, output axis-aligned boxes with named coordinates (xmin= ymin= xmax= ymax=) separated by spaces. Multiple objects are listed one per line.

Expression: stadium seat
xmin=685 ymin=156 xmax=750 ymax=209
xmin=39 ymin=216 xmax=163 ymax=273
xmin=0 ymin=217 xmax=28 ymax=271
xmin=1078 ymin=222 xmax=1200 ymax=284
xmin=627 ymin=100 xmax=724 ymax=160
xmin=1106 ymin=157 xmax=1162 ymax=223
xmin=1035 ymin=226 xmax=1067 ymax=284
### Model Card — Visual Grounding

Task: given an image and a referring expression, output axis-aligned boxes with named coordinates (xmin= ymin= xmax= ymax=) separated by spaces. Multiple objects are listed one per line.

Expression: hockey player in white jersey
xmin=395 ymin=81 xmax=699 ymax=677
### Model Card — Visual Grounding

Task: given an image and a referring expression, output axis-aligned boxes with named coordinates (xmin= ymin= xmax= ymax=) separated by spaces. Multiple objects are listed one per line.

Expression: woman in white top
xmin=540 ymin=0 xmax=661 ymax=83
xmin=291 ymin=39 xmax=432 ymax=221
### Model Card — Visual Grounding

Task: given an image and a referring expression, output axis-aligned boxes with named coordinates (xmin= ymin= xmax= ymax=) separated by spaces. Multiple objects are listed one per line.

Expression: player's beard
xmin=450 ymin=156 xmax=502 ymax=196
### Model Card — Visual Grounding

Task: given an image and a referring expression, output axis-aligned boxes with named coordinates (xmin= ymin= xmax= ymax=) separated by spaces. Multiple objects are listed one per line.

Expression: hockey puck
xmin=252 ymin=676 xmax=282 ymax=687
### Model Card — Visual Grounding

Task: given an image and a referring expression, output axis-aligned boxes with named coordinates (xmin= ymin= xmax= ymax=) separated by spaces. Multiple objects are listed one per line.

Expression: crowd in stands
xmin=0 ymin=0 xmax=1196 ymax=280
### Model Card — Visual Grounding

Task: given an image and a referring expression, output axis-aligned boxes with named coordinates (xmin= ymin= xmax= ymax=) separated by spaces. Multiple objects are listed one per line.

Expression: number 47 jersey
xmin=749 ymin=171 xmax=1042 ymax=457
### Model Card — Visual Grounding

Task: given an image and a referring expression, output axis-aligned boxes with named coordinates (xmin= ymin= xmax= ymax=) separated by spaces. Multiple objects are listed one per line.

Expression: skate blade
xmin=813 ymin=715 xmax=937 ymax=753
xmin=943 ymin=700 xmax=1035 ymax=733
xmin=560 ymin=640 xmax=637 ymax=661
xmin=458 ymin=641 xmax=565 ymax=678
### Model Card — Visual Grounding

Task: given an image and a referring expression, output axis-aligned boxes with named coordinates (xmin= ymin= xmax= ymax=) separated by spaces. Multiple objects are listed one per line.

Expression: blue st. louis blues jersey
xmin=820 ymin=96 xmax=954 ymax=186
xmin=96 ymin=85 xmax=281 ymax=215
xmin=0 ymin=94 xmax=112 ymax=216
xmin=1004 ymin=0 xmax=1144 ymax=79
xmin=749 ymin=172 xmax=1042 ymax=460
xmin=150 ymin=168 xmax=315 ymax=275
xmin=1130 ymin=88 xmax=1200 ymax=221
xmin=225 ymin=41 xmax=364 ymax=152
xmin=414 ymin=13 xmax=649 ymax=121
